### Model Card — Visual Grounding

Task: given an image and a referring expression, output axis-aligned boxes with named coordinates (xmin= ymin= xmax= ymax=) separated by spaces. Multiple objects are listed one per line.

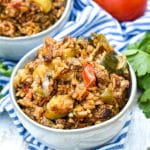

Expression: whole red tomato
xmin=94 ymin=0 xmax=147 ymax=21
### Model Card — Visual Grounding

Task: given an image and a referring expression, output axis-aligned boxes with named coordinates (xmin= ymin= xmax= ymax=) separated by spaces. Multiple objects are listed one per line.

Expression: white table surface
xmin=0 ymin=103 xmax=150 ymax=150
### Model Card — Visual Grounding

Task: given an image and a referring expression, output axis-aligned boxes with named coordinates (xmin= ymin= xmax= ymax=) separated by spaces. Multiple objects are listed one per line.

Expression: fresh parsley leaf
xmin=128 ymin=32 xmax=150 ymax=54
xmin=0 ymin=85 xmax=3 ymax=100
xmin=138 ymin=32 xmax=150 ymax=54
xmin=0 ymin=61 xmax=13 ymax=100
xmin=0 ymin=94 xmax=3 ymax=99
xmin=125 ymin=32 xmax=150 ymax=118
xmin=0 ymin=61 xmax=13 ymax=77
xmin=139 ymin=88 xmax=150 ymax=118
xmin=128 ymin=51 xmax=150 ymax=76
xmin=139 ymin=102 xmax=150 ymax=118
xmin=128 ymin=42 xmax=139 ymax=49
xmin=139 ymin=88 xmax=150 ymax=103
xmin=0 ymin=85 xmax=2 ymax=92
xmin=138 ymin=74 xmax=150 ymax=90
xmin=0 ymin=67 xmax=13 ymax=77
xmin=123 ymin=49 xmax=139 ymax=56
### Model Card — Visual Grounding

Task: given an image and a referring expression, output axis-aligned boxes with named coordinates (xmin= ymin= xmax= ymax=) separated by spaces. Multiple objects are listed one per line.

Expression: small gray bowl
xmin=0 ymin=0 xmax=72 ymax=61
xmin=10 ymin=43 xmax=137 ymax=150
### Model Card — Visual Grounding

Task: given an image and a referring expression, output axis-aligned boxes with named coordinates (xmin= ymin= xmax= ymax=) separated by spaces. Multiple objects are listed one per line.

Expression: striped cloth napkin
xmin=0 ymin=0 xmax=150 ymax=149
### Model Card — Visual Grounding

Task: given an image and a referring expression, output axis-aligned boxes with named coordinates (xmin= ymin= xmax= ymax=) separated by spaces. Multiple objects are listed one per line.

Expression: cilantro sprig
xmin=124 ymin=32 xmax=150 ymax=118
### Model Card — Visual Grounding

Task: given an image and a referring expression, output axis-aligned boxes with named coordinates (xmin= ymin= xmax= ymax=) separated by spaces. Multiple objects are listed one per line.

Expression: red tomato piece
xmin=82 ymin=62 xmax=96 ymax=87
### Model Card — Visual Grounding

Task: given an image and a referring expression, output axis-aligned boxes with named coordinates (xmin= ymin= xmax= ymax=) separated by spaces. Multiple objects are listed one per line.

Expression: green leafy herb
xmin=0 ymin=85 xmax=3 ymax=100
xmin=123 ymin=49 xmax=138 ymax=56
xmin=138 ymin=32 xmax=150 ymax=54
xmin=0 ymin=85 xmax=2 ymax=91
xmin=127 ymin=42 xmax=139 ymax=49
xmin=0 ymin=61 xmax=13 ymax=99
xmin=0 ymin=61 xmax=13 ymax=77
xmin=125 ymin=32 xmax=150 ymax=118
xmin=139 ymin=89 xmax=150 ymax=118
xmin=0 ymin=94 xmax=3 ymax=99
xmin=127 ymin=51 xmax=150 ymax=76
xmin=140 ymin=88 xmax=150 ymax=103
xmin=138 ymin=74 xmax=150 ymax=90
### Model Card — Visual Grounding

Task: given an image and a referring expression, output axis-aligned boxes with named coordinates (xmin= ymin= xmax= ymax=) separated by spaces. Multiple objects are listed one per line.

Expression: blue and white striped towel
xmin=0 ymin=0 xmax=150 ymax=149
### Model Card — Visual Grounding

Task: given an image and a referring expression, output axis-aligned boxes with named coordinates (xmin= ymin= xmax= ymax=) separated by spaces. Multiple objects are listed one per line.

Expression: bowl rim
xmin=0 ymin=0 xmax=72 ymax=41
xmin=10 ymin=44 xmax=137 ymax=133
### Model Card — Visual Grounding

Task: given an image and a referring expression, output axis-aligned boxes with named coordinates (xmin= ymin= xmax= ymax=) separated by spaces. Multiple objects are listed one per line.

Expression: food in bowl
xmin=14 ymin=33 xmax=130 ymax=129
xmin=0 ymin=0 xmax=65 ymax=37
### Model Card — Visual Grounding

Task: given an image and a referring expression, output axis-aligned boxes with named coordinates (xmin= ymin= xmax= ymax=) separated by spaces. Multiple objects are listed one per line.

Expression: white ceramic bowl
xmin=10 ymin=45 xmax=137 ymax=150
xmin=0 ymin=0 xmax=72 ymax=61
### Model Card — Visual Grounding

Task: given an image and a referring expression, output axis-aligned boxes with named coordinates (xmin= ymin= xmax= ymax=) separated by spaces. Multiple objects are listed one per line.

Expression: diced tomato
xmin=82 ymin=62 xmax=96 ymax=87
